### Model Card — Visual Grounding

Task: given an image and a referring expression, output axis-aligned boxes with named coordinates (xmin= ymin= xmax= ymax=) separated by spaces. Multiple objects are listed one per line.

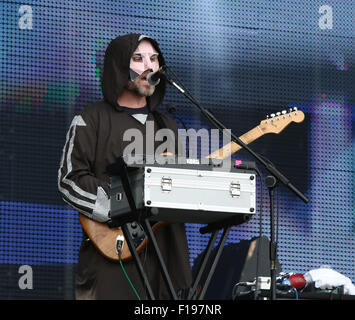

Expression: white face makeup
xmin=129 ymin=40 xmax=160 ymax=79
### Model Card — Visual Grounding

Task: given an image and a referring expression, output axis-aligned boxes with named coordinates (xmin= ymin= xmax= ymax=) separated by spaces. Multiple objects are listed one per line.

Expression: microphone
xmin=146 ymin=65 xmax=166 ymax=86
xmin=281 ymin=273 xmax=312 ymax=290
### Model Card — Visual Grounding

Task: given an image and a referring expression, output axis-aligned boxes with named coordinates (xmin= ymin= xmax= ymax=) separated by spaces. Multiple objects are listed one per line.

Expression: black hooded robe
xmin=58 ymin=33 xmax=192 ymax=299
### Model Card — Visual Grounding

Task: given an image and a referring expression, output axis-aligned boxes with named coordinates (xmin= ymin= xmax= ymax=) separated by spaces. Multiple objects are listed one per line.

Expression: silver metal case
xmin=143 ymin=166 xmax=256 ymax=223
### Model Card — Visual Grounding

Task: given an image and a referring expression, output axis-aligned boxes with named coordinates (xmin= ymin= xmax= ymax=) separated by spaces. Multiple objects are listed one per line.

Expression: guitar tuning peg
xmin=282 ymin=110 xmax=287 ymax=114
xmin=270 ymin=113 xmax=275 ymax=118
xmin=288 ymin=108 xmax=293 ymax=112
xmin=276 ymin=112 xmax=281 ymax=116
xmin=293 ymin=107 xmax=298 ymax=111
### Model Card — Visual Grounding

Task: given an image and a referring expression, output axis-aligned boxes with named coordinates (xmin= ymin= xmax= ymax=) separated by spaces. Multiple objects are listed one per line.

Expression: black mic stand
xmin=163 ymin=68 xmax=309 ymax=300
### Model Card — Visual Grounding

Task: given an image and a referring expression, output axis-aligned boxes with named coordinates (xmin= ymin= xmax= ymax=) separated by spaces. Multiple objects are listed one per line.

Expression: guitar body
xmin=78 ymin=109 xmax=305 ymax=261
xmin=79 ymin=214 xmax=167 ymax=262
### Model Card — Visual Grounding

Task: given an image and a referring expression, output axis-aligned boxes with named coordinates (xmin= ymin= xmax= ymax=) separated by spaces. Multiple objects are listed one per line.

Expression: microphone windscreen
xmin=289 ymin=273 xmax=307 ymax=289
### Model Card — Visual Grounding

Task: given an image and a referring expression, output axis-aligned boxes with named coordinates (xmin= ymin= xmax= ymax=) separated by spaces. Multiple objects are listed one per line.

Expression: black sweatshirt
xmin=58 ymin=33 xmax=192 ymax=299
xmin=58 ymin=33 xmax=176 ymax=222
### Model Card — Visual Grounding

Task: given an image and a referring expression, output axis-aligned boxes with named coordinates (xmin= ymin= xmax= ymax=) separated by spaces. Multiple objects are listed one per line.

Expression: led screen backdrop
xmin=0 ymin=0 xmax=354 ymax=299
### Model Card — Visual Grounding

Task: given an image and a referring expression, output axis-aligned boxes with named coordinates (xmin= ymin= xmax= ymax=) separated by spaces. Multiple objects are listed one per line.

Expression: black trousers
xmin=75 ymin=223 xmax=192 ymax=300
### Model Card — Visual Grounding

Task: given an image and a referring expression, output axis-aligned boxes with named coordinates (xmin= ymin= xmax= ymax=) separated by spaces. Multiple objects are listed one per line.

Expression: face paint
xmin=129 ymin=40 xmax=160 ymax=81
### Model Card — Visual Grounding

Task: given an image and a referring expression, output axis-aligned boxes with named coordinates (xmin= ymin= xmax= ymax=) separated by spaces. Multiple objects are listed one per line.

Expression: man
xmin=58 ymin=33 xmax=192 ymax=299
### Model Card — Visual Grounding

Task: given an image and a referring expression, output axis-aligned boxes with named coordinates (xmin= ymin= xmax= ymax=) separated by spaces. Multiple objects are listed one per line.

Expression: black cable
xmin=166 ymin=104 xmax=188 ymax=130
xmin=166 ymin=103 xmax=190 ymax=158
xmin=166 ymin=65 xmax=277 ymax=299
xmin=166 ymin=65 xmax=221 ymax=132
xmin=276 ymin=187 xmax=279 ymax=245
xmin=253 ymin=167 xmax=263 ymax=300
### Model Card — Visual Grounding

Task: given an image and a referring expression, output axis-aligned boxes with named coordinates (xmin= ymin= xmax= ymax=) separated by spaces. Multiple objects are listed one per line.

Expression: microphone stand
xmin=164 ymin=70 xmax=309 ymax=300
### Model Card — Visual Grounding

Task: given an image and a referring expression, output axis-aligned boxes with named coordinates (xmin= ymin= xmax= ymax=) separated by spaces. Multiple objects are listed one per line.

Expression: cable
xmin=276 ymin=186 xmax=279 ymax=245
xmin=253 ymin=167 xmax=263 ymax=300
xmin=165 ymin=65 xmax=221 ymax=131
xmin=119 ymin=258 xmax=141 ymax=300
xmin=257 ymin=176 xmax=264 ymax=254
xmin=116 ymin=235 xmax=141 ymax=300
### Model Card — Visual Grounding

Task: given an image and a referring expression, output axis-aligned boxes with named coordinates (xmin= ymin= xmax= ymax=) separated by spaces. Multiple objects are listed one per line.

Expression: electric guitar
xmin=79 ymin=108 xmax=305 ymax=261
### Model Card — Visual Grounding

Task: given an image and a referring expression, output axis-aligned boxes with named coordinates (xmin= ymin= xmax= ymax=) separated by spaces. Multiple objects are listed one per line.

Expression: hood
xmin=101 ymin=33 xmax=166 ymax=112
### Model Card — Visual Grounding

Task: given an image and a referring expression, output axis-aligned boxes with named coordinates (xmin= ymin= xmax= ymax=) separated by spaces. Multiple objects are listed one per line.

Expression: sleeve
xmin=57 ymin=112 xmax=110 ymax=222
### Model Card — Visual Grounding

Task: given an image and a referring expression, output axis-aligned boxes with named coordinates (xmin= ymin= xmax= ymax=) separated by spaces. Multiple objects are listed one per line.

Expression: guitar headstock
xmin=259 ymin=107 xmax=305 ymax=134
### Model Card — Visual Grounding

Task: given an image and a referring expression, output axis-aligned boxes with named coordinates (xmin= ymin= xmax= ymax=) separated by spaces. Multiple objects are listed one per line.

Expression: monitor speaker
xmin=191 ymin=235 xmax=282 ymax=300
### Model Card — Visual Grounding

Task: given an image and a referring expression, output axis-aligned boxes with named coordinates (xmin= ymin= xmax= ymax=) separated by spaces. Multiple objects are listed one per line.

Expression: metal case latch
xmin=230 ymin=182 xmax=241 ymax=197
xmin=161 ymin=177 xmax=172 ymax=192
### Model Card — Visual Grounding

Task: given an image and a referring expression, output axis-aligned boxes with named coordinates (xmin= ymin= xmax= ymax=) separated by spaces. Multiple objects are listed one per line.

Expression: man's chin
xmin=126 ymin=78 xmax=156 ymax=97
xmin=136 ymin=85 xmax=155 ymax=97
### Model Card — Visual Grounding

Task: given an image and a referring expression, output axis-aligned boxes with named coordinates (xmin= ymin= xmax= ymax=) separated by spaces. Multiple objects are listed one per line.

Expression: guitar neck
xmin=206 ymin=125 xmax=263 ymax=159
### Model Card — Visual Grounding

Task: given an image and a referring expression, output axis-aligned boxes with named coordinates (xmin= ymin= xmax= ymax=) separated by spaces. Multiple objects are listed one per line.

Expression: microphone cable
xmin=166 ymin=103 xmax=190 ymax=158
xmin=252 ymin=165 xmax=264 ymax=300
xmin=166 ymin=65 xmax=282 ymax=299
xmin=166 ymin=104 xmax=188 ymax=131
